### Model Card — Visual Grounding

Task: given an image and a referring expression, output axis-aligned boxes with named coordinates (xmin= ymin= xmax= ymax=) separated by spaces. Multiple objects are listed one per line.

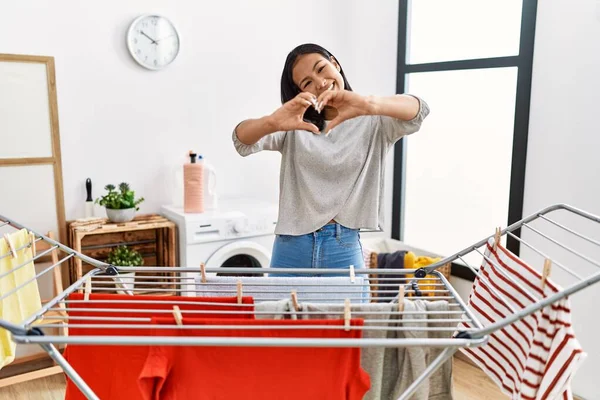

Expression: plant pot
xmin=105 ymin=207 xmax=136 ymax=223
xmin=115 ymin=271 xmax=136 ymax=294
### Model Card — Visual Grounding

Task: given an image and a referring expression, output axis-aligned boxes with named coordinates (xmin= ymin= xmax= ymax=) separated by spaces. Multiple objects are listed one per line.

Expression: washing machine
xmin=161 ymin=198 xmax=278 ymax=295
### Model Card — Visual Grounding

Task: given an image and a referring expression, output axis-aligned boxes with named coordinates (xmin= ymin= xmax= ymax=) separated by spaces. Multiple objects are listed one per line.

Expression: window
xmin=393 ymin=0 xmax=537 ymax=275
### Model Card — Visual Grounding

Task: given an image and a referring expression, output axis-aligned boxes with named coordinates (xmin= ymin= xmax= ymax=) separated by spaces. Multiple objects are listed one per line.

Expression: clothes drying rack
xmin=1 ymin=203 xmax=600 ymax=400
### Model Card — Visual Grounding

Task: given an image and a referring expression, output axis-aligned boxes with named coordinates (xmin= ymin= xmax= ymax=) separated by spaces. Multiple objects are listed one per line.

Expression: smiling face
xmin=292 ymin=53 xmax=345 ymax=98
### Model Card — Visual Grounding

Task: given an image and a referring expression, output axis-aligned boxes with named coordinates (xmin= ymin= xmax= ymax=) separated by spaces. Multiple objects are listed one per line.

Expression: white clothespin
xmin=200 ymin=263 xmax=207 ymax=283
xmin=398 ymin=285 xmax=405 ymax=312
xmin=344 ymin=299 xmax=351 ymax=332
xmin=29 ymin=231 xmax=36 ymax=257
xmin=172 ymin=305 xmax=183 ymax=326
xmin=237 ymin=280 xmax=243 ymax=304
xmin=3 ymin=233 xmax=17 ymax=259
xmin=291 ymin=290 xmax=300 ymax=312
xmin=542 ymin=259 xmax=552 ymax=289
xmin=349 ymin=264 xmax=355 ymax=283
xmin=84 ymin=276 xmax=92 ymax=301
xmin=492 ymin=227 xmax=501 ymax=252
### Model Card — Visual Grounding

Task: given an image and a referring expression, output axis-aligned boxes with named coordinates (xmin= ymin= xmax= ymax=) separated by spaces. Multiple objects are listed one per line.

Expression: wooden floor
xmin=0 ymin=357 xmax=506 ymax=400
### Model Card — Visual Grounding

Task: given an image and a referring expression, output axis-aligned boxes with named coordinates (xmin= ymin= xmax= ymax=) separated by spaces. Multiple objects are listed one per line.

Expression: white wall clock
xmin=127 ymin=14 xmax=180 ymax=70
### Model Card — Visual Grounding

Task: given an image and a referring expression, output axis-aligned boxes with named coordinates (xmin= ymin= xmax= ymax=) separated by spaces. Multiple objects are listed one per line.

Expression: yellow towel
xmin=0 ymin=229 xmax=42 ymax=369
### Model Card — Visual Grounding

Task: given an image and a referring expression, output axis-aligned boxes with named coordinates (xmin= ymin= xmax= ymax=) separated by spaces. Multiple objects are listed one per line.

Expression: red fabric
xmin=139 ymin=317 xmax=370 ymax=400
xmin=64 ymin=293 xmax=254 ymax=400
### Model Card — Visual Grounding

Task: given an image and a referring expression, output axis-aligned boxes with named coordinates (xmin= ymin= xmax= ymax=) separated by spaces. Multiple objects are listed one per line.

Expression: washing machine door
xmin=205 ymin=240 xmax=271 ymax=277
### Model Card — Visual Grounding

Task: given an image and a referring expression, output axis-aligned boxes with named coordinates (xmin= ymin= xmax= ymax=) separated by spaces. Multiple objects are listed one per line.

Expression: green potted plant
xmin=95 ymin=182 xmax=144 ymax=223
xmin=106 ymin=245 xmax=144 ymax=292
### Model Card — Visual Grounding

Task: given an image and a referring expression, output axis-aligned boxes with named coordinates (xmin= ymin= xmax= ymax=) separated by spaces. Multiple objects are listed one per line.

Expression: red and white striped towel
xmin=458 ymin=239 xmax=586 ymax=400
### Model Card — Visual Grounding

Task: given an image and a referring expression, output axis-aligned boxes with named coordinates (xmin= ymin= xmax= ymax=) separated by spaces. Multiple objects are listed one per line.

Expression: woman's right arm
xmin=233 ymin=92 xmax=320 ymax=156
xmin=235 ymin=116 xmax=280 ymax=146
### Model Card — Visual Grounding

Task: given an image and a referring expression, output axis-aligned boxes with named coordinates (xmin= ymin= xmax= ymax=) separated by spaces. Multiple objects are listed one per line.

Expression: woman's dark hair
xmin=281 ymin=43 xmax=353 ymax=132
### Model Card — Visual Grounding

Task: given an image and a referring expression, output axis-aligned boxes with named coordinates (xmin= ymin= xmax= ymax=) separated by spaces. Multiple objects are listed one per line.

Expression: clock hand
xmin=141 ymin=31 xmax=157 ymax=44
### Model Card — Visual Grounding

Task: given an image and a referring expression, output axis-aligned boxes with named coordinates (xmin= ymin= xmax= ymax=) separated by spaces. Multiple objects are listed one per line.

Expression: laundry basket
xmin=360 ymin=237 xmax=451 ymax=300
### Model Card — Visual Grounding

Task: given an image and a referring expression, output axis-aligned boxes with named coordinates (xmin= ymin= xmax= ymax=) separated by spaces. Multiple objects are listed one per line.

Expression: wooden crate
xmin=66 ymin=214 xmax=178 ymax=295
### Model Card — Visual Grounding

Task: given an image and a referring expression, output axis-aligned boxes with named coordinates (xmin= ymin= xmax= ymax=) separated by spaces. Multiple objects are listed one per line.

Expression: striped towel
xmin=458 ymin=239 xmax=586 ymax=400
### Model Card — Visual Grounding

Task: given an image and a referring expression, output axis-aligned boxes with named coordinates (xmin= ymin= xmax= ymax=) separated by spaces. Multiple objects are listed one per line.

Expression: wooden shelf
xmin=66 ymin=214 xmax=178 ymax=295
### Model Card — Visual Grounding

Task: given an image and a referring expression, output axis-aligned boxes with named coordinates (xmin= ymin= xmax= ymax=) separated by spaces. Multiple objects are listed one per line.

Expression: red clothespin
xmin=200 ymin=263 xmax=207 ymax=283
xmin=172 ymin=305 xmax=183 ymax=326
xmin=542 ymin=259 xmax=552 ymax=289
xmin=291 ymin=290 xmax=300 ymax=312
xmin=344 ymin=299 xmax=351 ymax=332
xmin=237 ymin=280 xmax=243 ymax=304
xmin=398 ymin=285 xmax=405 ymax=312
xmin=3 ymin=233 xmax=17 ymax=259
xmin=492 ymin=227 xmax=501 ymax=252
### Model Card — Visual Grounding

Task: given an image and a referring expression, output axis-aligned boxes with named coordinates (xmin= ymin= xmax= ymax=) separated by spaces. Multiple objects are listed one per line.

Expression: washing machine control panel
xmin=160 ymin=204 xmax=278 ymax=245
xmin=186 ymin=213 xmax=276 ymax=244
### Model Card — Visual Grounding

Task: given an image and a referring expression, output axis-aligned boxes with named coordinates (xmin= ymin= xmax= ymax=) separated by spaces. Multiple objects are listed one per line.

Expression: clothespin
xmin=344 ymin=299 xmax=351 ymax=332
xmin=542 ymin=259 xmax=552 ymax=289
xmin=84 ymin=276 xmax=92 ymax=301
xmin=29 ymin=231 xmax=36 ymax=257
xmin=172 ymin=305 xmax=183 ymax=326
xmin=492 ymin=227 xmax=501 ymax=252
xmin=3 ymin=233 xmax=16 ymax=259
xmin=290 ymin=290 xmax=300 ymax=312
xmin=349 ymin=264 xmax=356 ymax=283
xmin=398 ymin=285 xmax=405 ymax=312
xmin=200 ymin=263 xmax=207 ymax=283
xmin=237 ymin=280 xmax=243 ymax=304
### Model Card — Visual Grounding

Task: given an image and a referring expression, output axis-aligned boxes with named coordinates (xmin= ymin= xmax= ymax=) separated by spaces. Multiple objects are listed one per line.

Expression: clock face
xmin=127 ymin=15 xmax=180 ymax=70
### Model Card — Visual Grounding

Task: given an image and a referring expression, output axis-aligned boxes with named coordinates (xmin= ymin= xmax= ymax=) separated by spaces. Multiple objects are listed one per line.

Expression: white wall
xmin=1 ymin=0 xmax=401 ymax=358
xmin=522 ymin=1 xmax=600 ymax=398
xmin=453 ymin=2 xmax=600 ymax=398
xmin=1 ymin=0 xmax=401 ymax=236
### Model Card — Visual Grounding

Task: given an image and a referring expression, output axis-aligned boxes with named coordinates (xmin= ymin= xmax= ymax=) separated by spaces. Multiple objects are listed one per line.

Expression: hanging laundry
xmin=0 ymin=229 xmax=42 ymax=369
xmin=138 ymin=317 xmax=370 ymax=400
xmin=299 ymin=301 xmax=453 ymax=400
xmin=195 ymin=275 xmax=368 ymax=303
xmin=458 ymin=239 xmax=586 ymax=400
xmin=64 ymin=293 xmax=255 ymax=400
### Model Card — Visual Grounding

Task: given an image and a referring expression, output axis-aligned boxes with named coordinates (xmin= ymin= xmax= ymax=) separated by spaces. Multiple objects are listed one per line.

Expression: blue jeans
xmin=270 ymin=223 xmax=365 ymax=276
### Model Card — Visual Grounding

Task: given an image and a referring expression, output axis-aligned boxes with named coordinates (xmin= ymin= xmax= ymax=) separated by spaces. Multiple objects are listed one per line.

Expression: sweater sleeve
xmin=232 ymin=125 xmax=288 ymax=157
xmin=138 ymin=346 xmax=170 ymax=400
xmin=377 ymin=95 xmax=430 ymax=145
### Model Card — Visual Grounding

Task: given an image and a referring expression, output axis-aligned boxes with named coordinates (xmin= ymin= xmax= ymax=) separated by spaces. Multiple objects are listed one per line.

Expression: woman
xmin=233 ymin=43 xmax=429 ymax=276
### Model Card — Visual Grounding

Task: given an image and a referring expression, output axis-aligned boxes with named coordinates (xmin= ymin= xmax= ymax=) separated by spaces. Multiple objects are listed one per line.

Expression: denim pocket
xmin=336 ymin=226 xmax=360 ymax=249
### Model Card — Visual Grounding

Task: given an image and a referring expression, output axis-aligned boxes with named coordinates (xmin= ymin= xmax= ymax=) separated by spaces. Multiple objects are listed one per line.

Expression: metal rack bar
xmin=0 ymin=245 xmax=59 ymax=279
xmin=522 ymin=222 xmax=600 ymax=268
xmin=0 ymin=254 xmax=74 ymax=303
xmin=14 ymin=334 xmax=487 ymax=348
xmin=505 ymin=231 xmax=582 ymax=280
xmin=539 ymin=214 xmax=600 ymax=248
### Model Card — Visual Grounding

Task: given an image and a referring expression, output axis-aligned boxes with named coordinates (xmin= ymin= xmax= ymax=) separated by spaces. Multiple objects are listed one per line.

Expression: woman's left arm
xmin=317 ymin=91 xmax=427 ymax=134
xmin=366 ymin=94 xmax=420 ymax=121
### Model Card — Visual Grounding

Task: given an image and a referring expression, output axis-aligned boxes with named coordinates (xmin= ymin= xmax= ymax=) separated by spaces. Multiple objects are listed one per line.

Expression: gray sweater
xmin=233 ymin=95 xmax=430 ymax=235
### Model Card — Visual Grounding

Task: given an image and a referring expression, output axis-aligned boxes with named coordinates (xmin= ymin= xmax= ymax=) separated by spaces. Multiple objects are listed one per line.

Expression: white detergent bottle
xmin=203 ymin=160 xmax=218 ymax=211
